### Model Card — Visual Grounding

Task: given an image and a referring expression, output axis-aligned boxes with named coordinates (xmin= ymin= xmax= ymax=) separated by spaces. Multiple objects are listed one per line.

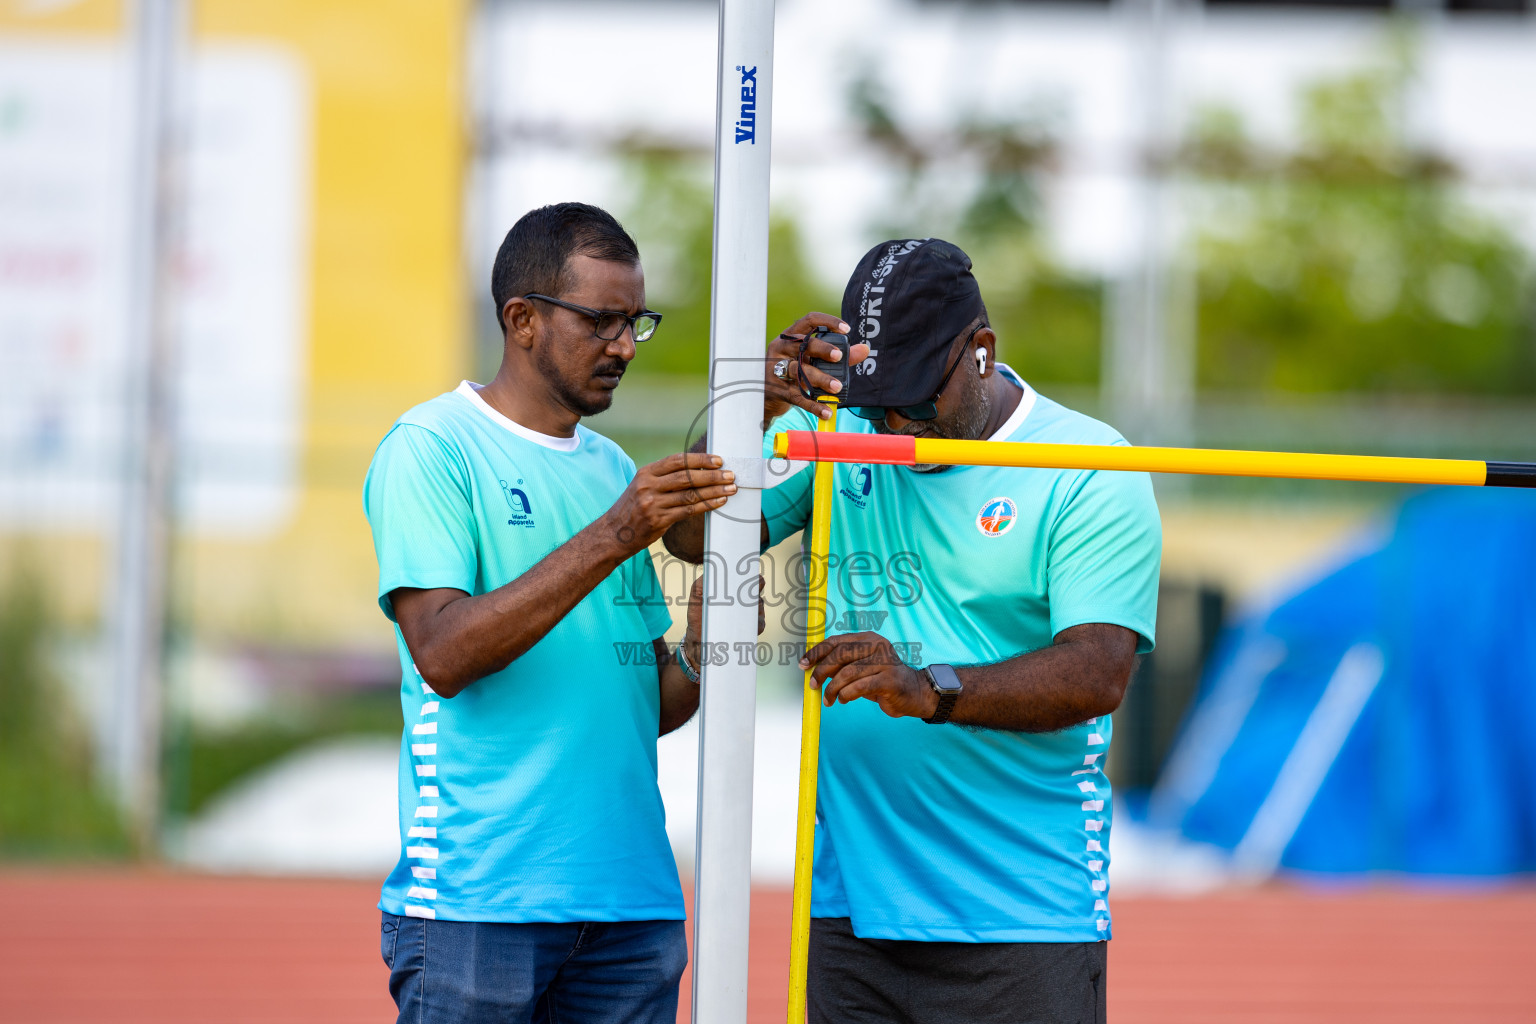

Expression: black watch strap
xmin=922 ymin=664 xmax=963 ymax=725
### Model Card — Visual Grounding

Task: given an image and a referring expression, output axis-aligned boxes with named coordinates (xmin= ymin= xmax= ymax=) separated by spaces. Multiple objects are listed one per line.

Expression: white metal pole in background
xmin=1107 ymin=0 xmax=1191 ymax=448
xmin=693 ymin=0 xmax=776 ymax=1021
xmin=470 ymin=0 xmax=510 ymax=380
xmin=111 ymin=0 xmax=185 ymax=851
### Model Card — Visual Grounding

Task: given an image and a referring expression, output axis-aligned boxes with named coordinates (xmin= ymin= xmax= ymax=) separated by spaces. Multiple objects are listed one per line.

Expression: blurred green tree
xmin=616 ymin=85 xmax=1105 ymax=389
xmin=1186 ymin=38 xmax=1536 ymax=394
xmin=848 ymin=73 xmax=1105 ymax=386
xmin=617 ymin=34 xmax=1535 ymax=398
xmin=0 ymin=560 xmax=127 ymax=858
xmin=616 ymin=148 xmax=837 ymax=380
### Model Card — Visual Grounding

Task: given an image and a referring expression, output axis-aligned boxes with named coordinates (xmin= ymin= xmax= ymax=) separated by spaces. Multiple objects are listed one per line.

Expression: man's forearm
xmin=404 ymin=515 xmax=632 ymax=697
xmin=655 ymin=637 xmax=702 ymax=736
xmin=946 ymin=627 xmax=1137 ymax=732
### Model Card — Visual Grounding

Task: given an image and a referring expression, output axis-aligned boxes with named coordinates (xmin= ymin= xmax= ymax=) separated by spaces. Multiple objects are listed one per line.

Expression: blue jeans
xmin=381 ymin=912 xmax=687 ymax=1024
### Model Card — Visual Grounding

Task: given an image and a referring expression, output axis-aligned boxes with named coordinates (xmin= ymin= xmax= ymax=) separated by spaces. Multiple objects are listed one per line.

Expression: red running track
xmin=3 ymin=870 xmax=1534 ymax=1023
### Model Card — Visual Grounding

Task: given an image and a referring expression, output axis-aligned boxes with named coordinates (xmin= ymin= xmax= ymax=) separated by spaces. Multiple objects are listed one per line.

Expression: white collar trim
xmin=456 ymin=381 xmax=581 ymax=452
xmin=986 ymin=363 xmax=1037 ymax=442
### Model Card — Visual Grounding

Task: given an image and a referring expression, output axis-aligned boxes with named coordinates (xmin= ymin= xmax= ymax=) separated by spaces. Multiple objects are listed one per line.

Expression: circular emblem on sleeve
xmin=976 ymin=496 xmax=1017 ymax=537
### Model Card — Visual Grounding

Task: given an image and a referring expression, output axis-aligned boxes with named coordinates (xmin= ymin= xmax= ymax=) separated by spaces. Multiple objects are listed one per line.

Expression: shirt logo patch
xmin=500 ymin=478 xmax=535 ymax=528
xmin=839 ymin=465 xmax=873 ymax=509
xmin=976 ymin=496 xmax=1017 ymax=538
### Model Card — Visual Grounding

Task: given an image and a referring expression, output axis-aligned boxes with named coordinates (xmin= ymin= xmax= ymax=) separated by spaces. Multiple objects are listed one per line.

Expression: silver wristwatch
xmin=921 ymin=663 xmax=963 ymax=724
xmin=676 ymin=638 xmax=702 ymax=683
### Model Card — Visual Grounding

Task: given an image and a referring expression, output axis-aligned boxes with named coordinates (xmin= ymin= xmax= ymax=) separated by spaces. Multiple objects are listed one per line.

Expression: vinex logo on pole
xmin=734 ymin=66 xmax=757 ymax=144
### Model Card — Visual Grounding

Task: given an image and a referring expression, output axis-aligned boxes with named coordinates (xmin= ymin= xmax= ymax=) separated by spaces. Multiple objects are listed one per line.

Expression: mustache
xmin=873 ymin=420 xmax=936 ymax=438
xmin=593 ymin=362 xmax=628 ymax=377
xmin=892 ymin=423 xmax=940 ymax=439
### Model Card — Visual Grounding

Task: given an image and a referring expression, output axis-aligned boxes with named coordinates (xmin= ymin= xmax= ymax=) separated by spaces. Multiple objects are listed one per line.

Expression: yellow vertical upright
xmin=787 ymin=397 xmax=839 ymax=1022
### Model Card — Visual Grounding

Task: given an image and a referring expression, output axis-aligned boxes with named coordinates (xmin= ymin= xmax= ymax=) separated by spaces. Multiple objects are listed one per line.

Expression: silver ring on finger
xmin=772 ymin=358 xmax=791 ymax=381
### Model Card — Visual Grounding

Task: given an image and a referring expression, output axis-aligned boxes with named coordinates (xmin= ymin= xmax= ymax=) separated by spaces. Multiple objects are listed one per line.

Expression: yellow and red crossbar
xmin=772 ymin=432 xmax=1536 ymax=488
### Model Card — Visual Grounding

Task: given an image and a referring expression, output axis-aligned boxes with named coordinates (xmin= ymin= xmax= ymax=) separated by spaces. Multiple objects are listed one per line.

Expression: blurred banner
xmin=1 ymin=39 xmax=307 ymax=534
xmin=0 ymin=0 xmax=468 ymax=646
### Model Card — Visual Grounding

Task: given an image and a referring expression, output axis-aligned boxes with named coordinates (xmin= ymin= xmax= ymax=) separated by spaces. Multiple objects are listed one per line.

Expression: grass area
xmin=0 ymin=562 xmax=129 ymax=860
xmin=166 ymin=688 xmax=402 ymax=819
xmin=0 ymin=758 xmax=131 ymax=860
xmin=0 ymin=553 xmax=406 ymax=853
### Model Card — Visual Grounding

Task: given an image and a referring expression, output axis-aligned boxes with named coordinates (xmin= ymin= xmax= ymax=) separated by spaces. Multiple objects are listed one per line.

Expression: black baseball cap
xmin=838 ymin=238 xmax=985 ymax=408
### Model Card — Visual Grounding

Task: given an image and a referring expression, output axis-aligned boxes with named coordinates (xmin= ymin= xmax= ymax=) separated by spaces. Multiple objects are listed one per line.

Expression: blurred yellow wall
xmin=1 ymin=0 xmax=469 ymax=651
xmin=0 ymin=0 xmax=117 ymax=32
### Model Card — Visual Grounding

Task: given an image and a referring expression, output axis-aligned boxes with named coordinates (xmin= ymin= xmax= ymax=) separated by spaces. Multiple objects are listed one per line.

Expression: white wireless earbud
xmin=976 ymin=350 xmax=988 ymax=375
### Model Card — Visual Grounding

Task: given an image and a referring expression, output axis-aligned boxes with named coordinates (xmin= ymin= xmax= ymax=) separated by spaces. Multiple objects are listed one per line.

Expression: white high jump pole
xmin=693 ymin=0 xmax=776 ymax=1021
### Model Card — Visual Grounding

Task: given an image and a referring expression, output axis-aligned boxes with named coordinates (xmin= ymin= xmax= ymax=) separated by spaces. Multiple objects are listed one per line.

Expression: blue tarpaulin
xmin=1150 ymin=488 xmax=1536 ymax=876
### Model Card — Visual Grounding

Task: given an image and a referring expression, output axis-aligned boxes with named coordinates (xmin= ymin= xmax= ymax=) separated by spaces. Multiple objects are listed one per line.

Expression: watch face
xmin=927 ymin=663 xmax=963 ymax=694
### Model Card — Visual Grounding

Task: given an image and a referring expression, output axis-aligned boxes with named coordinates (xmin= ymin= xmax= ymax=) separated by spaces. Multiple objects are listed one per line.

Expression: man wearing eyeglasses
xmin=666 ymin=238 xmax=1161 ymax=1024
xmin=364 ymin=202 xmax=736 ymax=1023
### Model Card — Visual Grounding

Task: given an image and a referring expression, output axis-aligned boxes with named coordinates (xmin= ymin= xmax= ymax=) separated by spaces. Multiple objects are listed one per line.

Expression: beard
xmin=535 ymin=334 xmax=624 ymax=418
xmin=898 ymin=356 xmax=991 ymax=472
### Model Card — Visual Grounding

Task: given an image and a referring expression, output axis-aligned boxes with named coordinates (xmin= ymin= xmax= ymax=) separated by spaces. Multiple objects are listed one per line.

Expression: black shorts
xmin=808 ymin=917 xmax=1107 ymax=1024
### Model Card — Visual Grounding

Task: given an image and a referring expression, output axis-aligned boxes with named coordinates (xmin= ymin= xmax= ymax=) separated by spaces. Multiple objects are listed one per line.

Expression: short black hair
xmin=491 ymin=202 xmax=640 ymax=330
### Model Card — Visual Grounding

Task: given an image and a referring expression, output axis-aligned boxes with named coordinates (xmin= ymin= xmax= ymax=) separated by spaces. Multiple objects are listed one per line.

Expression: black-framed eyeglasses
xmin=524 ymin=293 xmax=662 ymax=343
xmin=847 ymin=323 xmax=984 ymax=423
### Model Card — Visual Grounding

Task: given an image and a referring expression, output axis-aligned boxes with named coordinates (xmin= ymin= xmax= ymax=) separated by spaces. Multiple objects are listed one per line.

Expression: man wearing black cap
xmin=666 ymin=238 xmax=1161 ymax=1023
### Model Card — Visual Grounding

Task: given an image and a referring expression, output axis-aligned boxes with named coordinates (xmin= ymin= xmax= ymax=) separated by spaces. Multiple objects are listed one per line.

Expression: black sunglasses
xmin=847 ymin=323 xmax=984 ymax=423
xmin=524 ymin=293 xmax=662 ymax=342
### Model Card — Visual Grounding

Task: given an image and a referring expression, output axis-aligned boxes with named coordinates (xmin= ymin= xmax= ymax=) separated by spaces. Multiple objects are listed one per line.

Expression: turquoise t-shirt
xmin=363 ymin=381 xmax=676 ymax=924
xmin=762 ymin=366 xmax=1162 ymax=942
